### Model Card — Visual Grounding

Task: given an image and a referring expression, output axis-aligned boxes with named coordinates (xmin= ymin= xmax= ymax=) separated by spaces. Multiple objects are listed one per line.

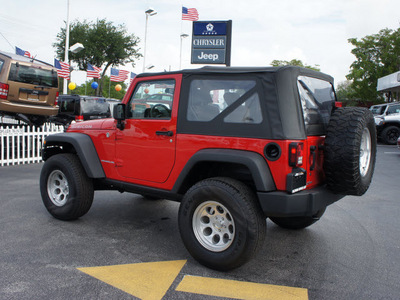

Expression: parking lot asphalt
xmin=0 ymin=144 xmax=399 ymax=299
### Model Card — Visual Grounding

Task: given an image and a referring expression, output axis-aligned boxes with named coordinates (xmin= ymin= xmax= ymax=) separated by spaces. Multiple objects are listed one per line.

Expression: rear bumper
xmin=257 ymin=186 xmax=345 ymax=217
xmin=0 ymin=100 xmax=58 ymax=116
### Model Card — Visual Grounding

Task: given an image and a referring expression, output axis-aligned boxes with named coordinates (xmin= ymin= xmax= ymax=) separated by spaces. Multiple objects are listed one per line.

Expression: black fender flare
xmin=173 ymin=149 xmax=276 ymax=193
xmin=43 ymin=132 xmax=105 ymax=178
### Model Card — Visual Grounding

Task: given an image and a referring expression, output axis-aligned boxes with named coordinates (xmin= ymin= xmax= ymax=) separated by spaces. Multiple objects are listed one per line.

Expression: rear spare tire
xmin=324 ymin=107 xmax=376 ymax=196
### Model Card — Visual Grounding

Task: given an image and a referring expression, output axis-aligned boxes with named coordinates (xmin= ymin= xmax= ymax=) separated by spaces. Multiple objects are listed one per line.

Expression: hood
xmin=68 ymin=118 xmax=116 ymax=131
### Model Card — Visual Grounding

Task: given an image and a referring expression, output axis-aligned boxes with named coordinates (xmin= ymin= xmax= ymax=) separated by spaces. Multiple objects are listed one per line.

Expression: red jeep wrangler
xmin=40 ymin=66 xmax=376 ymax=270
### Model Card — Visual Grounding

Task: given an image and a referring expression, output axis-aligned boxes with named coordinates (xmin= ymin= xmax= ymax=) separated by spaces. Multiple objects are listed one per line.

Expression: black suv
xmin=40 ymin=66 xmax=377 ymax=270
xmin=51 ymin=95 xmax=111 ymax=125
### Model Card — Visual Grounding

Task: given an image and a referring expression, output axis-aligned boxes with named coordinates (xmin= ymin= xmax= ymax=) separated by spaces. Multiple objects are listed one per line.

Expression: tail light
xmin=287 ymin=142 xmax=306 ymax=193
xmin=0 ymin=82 xmax=9 ymax=100
xmin=75 ymin=115 xmax=84 ymax=122
xmin=55 ymin=91 xmax=59 ymax=106
xmin=335 ymin=102 xmax=343 ymax=108
xmin=289 ymin=142 xmax=304 ymax=167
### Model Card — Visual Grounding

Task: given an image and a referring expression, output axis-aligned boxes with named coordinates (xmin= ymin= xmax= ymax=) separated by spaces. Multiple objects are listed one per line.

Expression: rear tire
xmin=324 ymin=107 xmax=376 ymax=195
xmin=269 ymin=208 xmax=326 ymax=230
xmin=40 ymin=153 xmax=94 ymax=220
xmin=178 ymin=177 xmax=266 ymax=271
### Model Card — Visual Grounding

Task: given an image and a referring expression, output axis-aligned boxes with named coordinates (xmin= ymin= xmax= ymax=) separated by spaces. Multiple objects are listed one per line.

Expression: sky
xmin=1 ymin=0 xmax=400 ymax=87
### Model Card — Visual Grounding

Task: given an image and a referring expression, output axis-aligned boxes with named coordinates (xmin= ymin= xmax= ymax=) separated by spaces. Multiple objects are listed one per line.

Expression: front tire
xmin=381 ymin=126 xmax=400 ymax=145
xmin=40 ymin=153 xmax=94 ymax=220
xmin=178 ymin=177 xmax=266 ymax=271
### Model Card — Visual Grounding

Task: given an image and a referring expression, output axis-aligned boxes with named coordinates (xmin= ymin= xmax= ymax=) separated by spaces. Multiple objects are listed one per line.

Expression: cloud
xmin=1 ymin=0 xmax=400 ymax=87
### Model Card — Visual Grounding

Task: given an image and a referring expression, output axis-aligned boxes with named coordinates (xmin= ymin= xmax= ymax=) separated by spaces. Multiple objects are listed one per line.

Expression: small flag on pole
xmin=110 ymin=68 xmax=130 ymax=82
xmin=182 ymin=7 xmax=199 ymax=21
xmin=15 ymin=46 xmax=32 ymax=58
xmin=130 ymin=72 xmax=137 ymax=85
xmin=54 ymin=58 xmax=70 ymax=80
xmin=87 ymin=64 xmax=102 ymax=78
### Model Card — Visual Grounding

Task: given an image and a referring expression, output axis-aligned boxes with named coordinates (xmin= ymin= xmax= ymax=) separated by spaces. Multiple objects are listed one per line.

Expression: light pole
xmin=143 ymin=8 xmax=157 ymax=73
xmin=63 ymin=0 xmax=70 ymax=94
xmin=63 ymin=0 xmax=84 ymax=94
xmin=179 ymin=33 xmax=189 ymax=70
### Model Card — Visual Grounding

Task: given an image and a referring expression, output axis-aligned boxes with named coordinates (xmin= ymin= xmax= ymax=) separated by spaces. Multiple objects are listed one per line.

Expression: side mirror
xmin=114 ymin=103 xmax=126 ymax=120
xmin=114 ymin=103 xmax=126 ymax=130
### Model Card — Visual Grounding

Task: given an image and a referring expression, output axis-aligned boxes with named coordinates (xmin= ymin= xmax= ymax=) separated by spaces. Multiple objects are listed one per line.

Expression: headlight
xmin=375 ymin=117 xmax=384 ymax=126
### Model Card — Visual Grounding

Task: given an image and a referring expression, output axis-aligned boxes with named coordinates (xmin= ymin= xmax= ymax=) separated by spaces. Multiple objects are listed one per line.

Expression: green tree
xmin=336 ymin=80 xmax=354 ymax=102
xmin=270 ymin=59 xmax=320 ymax=71
xmin=72 ymin=76 xmax=127 ymax=100
xmin=335 ymin=80 xmax=372 ymax=107
xmin=53 ymin=19 xmax=141 ymax=96
xmin=347 ymin=28 xmax=400 ymax=104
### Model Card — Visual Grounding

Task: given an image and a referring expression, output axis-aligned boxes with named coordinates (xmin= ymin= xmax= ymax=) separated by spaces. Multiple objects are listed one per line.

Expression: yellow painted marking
xmin=77 ymin=260 xmax=186 ymax=300
xmin=176 ymin=275 xmax=308 ymax=300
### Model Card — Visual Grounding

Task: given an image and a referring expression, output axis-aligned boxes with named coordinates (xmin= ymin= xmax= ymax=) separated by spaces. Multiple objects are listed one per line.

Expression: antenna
xmin=0 ymin=31 xmax=15 ymax=51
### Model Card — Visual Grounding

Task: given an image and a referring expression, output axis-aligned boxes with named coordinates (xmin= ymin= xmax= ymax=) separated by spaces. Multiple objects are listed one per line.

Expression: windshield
xmin=8 ymin=63 xmax=58 ymax=87
xmin=370 ymin=105 xmax=386 ymax=115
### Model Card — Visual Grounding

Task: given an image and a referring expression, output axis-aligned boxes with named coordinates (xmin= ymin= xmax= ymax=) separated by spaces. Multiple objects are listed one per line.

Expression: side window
xmin=224 ymin=93 xmax=262 ymax=124
xmin=59 ymin=99 xmax=76 ymax=113
xmin=128 ymin=80 xmax=175 ymax=119
xmin=0 ymin=59 xmax=4 ymax=74
xmin=187 ymin=79 xmax=260 ymax=123
xmin=387 ymin=104 xmax=400 ymax=115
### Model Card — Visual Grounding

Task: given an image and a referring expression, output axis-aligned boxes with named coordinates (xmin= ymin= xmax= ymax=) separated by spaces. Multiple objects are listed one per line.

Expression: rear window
xmin=297 ymin=76 xmax=335 ymax=135
xmin=0 ymin=59 xmax=4 ymax=74
xmin=59 ymin=97 xmax=110 ymax=116
xmin=8 ymin=63 xmax=58 ymax=88
xmin=80 ymin=98 xmax=110 ymax=115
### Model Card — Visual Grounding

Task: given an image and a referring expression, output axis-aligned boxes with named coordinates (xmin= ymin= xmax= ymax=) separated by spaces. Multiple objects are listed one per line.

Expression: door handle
xmin=156 ymin=130 xmax=174 ymax=137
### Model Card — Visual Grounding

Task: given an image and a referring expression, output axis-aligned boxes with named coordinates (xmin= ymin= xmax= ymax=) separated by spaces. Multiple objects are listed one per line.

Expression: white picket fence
xmin=0 ymin=123 xmax=64 ymax=166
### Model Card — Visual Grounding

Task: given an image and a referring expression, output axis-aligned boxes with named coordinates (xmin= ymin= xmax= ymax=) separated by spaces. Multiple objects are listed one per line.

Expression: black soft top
xmin=138 ymin=65 xmax=334 ymax=85
xmin=175 ymin=66 xmax=334 ymax=140
xmin=137 ymin=66 xmax=335 ymax=140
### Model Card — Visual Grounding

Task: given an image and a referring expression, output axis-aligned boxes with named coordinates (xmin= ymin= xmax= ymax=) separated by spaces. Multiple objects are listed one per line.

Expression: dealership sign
xmin=191 ymin=21 xmax=232 ymax=66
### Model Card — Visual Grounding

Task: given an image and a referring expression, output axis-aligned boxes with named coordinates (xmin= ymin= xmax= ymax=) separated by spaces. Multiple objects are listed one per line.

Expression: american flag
xmin=110 ymin=68 xmax=129 ymax=82
xmin=87 ymin=64 xmax=102 ymax=78
xmin=130 ymin=72 xmax=137 ymax=85
xmin=182 ymin=7 xmax=199 ymax=21
xmin=54 ymin=58 xmax=70 ymax=80
xmin=15 ymin=46 xmax=32 ymax=58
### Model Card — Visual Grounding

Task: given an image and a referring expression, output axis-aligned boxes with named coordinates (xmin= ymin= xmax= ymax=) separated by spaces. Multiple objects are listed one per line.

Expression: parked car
xmin=370 ymin=102 xmax=400 ymax=117
xmin=51 ymin=95 xmax=111 ymax=125
xmin=40 ymin=66 xmax=376 ymax=271
xmin=375 ymin=112 xmax=400 ymax=144
xmin=0 ymin=50 xmax=59 ymax=126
